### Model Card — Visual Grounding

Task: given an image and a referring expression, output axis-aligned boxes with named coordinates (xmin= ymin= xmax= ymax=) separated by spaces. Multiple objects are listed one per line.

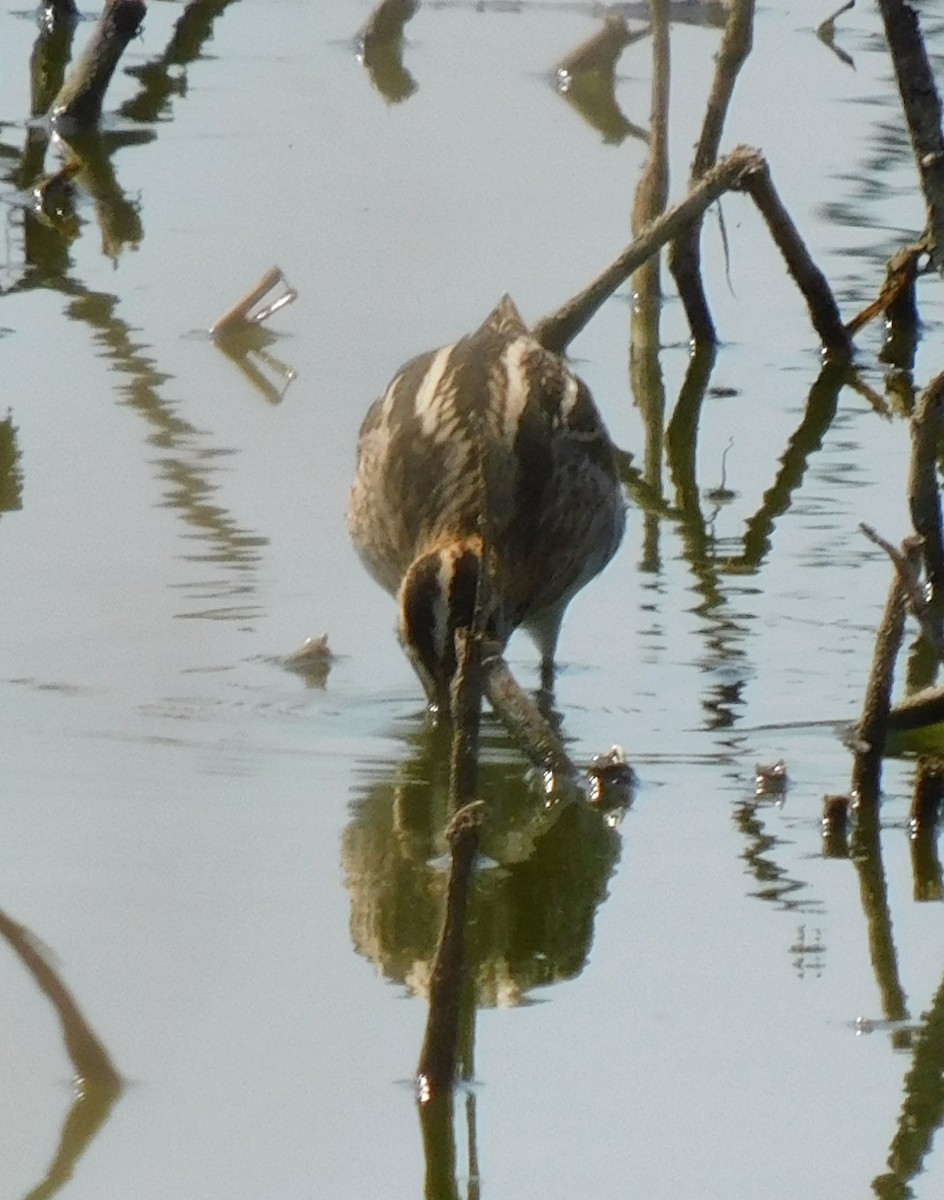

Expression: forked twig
xmin=209 ymin=267 xmax=298 ymax=338
xmin=533 ymin=144 xmax=851 ymax=359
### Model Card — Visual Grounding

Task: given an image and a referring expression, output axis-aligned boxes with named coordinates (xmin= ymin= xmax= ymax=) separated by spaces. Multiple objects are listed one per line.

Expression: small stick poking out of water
xmin=209 ymin=267 xmax=298 ymax=338
xmin=822 ymin=793 xmax=851 ymax=858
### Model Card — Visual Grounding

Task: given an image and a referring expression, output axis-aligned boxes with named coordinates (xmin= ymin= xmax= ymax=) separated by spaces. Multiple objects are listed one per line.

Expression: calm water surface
xmin=2 ymin=1 xmax=944 ymax=1196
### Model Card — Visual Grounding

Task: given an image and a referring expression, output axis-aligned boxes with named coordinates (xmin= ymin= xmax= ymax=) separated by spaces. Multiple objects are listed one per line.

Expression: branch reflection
xmin=0 ymin=4 xmax=269 ymax=620
xmin=0 ymin=413 xmax=24 ymax=516
xmin=356 ymin=0 xmax=419 ymax=105
xmin=873 ymin=969 xmax=944 ymax=1199
xmin=552 ymin=14 xmax=650 ymax=145
xmin=119 ymin=0 xmax=242 ymax=125
xmin=212 ymin=324 xmax=298 ymax=407
xmin=0 ymin=906 xmax=122 ymax=1200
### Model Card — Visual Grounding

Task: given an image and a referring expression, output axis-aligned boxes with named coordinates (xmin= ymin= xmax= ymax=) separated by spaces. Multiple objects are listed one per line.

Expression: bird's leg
xmin=528 ymin=602 xmax=565 ymax=703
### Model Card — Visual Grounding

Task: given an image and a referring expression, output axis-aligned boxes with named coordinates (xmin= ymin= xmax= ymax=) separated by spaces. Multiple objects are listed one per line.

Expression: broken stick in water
xmin=209 ymin=267 xmax=298 ymax=338
xmin=43 ymin=0 xmax=80 ymax=19
xmin=860 ymin=525 xmax=941 ymax=657
xmin=821 ymin=794 xmax=851 ymax=858
xmin=845 ymin=243 xmax=925 ymax=346
xmin=912 ymin=758 xmax=944 ymax=826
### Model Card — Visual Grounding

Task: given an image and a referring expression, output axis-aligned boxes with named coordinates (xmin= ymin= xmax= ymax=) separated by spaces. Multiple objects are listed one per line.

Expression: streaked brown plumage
xmin=348 ymin=295 xmax=625 ymax=713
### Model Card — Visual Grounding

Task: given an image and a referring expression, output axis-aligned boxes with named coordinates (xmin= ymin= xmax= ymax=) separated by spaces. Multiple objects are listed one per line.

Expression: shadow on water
xmin=0 ymin=2 xmax=274 ymax=621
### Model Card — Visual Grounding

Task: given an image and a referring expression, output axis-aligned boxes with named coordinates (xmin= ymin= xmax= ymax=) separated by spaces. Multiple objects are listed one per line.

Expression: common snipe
xmin=349 ymin=295 xmax=625 ymax=714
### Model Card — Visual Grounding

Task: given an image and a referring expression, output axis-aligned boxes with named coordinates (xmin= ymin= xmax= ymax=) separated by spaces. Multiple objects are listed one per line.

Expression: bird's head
xmin=397 ymin=536 xmax=501 ymax=716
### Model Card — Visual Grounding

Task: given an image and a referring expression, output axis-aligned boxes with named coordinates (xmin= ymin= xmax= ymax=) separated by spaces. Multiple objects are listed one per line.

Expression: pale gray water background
xmin=2 ymin=1 xmax=944 ymax=1196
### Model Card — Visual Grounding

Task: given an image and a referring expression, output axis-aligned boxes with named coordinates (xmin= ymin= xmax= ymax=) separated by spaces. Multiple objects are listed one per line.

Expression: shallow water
xmin=2 ymin=2 xmax=944 ymax=1197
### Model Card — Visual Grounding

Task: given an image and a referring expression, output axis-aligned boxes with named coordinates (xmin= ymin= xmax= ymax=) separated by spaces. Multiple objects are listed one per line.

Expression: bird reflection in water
xmin=344 ymin=741 xmax=626 ymax=1003
xmin=343 ymin=715 xmax=630 ymax=1187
